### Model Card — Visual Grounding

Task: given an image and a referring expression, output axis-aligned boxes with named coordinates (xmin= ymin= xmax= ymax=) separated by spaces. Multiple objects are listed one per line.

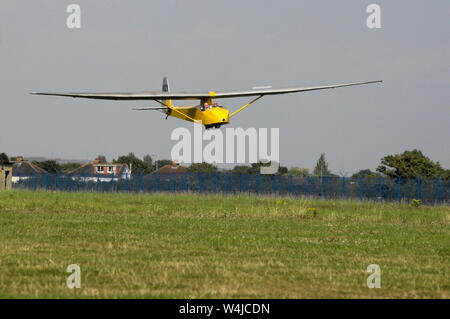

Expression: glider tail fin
xmin=162 ymin=77 xmax=172 ymax=107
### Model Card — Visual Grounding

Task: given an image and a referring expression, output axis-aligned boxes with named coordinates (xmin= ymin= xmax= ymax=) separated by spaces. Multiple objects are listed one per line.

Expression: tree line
xmin=1 ymin=149 xmax=449 ymax=180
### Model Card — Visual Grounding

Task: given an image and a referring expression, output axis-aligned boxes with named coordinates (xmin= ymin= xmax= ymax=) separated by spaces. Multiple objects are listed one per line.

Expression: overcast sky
xmin=1 ymin=0 xmax=449 ymax=174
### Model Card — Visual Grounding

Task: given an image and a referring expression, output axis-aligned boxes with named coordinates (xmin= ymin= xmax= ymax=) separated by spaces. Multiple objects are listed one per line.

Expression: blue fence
xmin=12 ymin=173 xmax=450 ymax=205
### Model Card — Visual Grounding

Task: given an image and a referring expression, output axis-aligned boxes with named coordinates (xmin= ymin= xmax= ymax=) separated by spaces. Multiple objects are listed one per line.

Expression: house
xmin=143 ymin=161 xmax=188 ymax=183
xmin=152 ymin=162 xmax=188 ymax=175
xmin=67 ymin=158 xmax=130 ymax=182
xmin=12 ymin=156 xmax=47 ymax=183
xmin=0 ymin=162 xmax=13 ymax=190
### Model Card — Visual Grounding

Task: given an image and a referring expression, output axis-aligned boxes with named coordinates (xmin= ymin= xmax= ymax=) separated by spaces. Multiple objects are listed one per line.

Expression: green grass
xmin=0 ymin=190 xmax=449 ymax=298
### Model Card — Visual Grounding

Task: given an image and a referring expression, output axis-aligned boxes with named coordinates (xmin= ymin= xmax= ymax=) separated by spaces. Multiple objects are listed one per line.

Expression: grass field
xmin=0 ymin=190 xmax=449 ymax=298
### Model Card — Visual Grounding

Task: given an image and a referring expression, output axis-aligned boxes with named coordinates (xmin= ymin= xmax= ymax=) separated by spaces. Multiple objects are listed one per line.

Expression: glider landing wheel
xmin=205 ymin=124 xmax=222 ymax=130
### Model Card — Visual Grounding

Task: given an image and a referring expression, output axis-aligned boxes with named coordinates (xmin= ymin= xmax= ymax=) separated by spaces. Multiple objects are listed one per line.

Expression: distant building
xmin=12 ymin=156 xmax=47 ymax=183
xmin=0 ymin=162 xmax=13 ymax=190
xmin=144 ymin=162 xmax=188 ymax=182
xmin=67 ymin=158 xmax=130 ymax=182
xmin=152 ymin=162 xmax=188 ymax=175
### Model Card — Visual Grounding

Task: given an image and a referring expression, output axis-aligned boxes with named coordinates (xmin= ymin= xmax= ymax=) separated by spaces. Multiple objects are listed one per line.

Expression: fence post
xmin=359 ymin=177 xmax=365 ymax=201
xmin=83 ymin=174 xmax=88 ymax=192
xmin=307 ymin=176 xmax=312 ymax=197
xmin=323 ymin=176 xmax=328 ymax=199
xmin=341 ymin=177 xmax=346 ymax=199
xmin=223 ymin=172 xmax=229 ymax=194
xmin=272 ymin=175 xmax=277 ymax=194
xmin=288 ymin=175 xmax=293 ymax=195
xmin=43 ymin=173 xmax=47 ymax=190
xmin=396 ymin=177 xmax=401 ymax=203
xmin=377 ymin=177 xmax=382 ymax=199
xmin=55 ymin=172 xmax=59 ymax=191
xmin=139 ymin=173 xmax=143 ymax=193
xmin=183 ymin=172 xmax=189 ymax=192
xmin=256 ymin=173 xmax=261 ymax=195
xmin=415 ymin=178 xmax=422 ymax=201
xmin=171 ymin=172 xmax=176 ymax=193
xmin=214 ymin=172 xmax=219 ymax=194
xmin=435 ymin=178 xmax=441 ymax=205
xmin=41 ymin=173 xmax=45 ymax=190
xmin=153 ymin=174 xmax=159 ymax=193
xmin=111 ymin=173 xmax=115 ymax=192
xmin=201 ymin=172 xmax=205 ymax=193
xmin=70 ymin=175 xmax=74 ymax=192
xmin=239 ymin=174 xmax=244 ymax=193
xmin=94 ymin=174 xmax=99 ymax=192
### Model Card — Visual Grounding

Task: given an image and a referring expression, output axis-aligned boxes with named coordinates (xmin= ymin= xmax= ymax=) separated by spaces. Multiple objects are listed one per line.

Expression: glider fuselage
xmin=168 ymin=105 xmax=230 ymax=128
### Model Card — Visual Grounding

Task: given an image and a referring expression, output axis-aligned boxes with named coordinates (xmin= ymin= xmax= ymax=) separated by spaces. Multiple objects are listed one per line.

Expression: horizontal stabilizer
xmin=132 ymin=106 xmax=167 ymax=111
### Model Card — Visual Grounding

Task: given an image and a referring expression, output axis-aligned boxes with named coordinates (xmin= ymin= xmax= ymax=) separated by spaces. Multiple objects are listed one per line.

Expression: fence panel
xmin=11 ymin=172 xmax=450 ymax=205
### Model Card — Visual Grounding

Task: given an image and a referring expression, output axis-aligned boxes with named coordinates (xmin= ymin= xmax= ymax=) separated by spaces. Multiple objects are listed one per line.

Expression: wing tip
xmin=30 ymin=92 xmax=53 ymax=96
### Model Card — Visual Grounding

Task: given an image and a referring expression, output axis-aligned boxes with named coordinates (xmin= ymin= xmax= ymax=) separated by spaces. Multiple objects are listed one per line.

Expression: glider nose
xmin=215 ymin=107 xmax=229 ymax=124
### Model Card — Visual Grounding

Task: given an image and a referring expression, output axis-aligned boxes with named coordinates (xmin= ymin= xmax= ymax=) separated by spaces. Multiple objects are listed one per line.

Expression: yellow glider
xmin=31 ymin=77 xmax=382 ymax=129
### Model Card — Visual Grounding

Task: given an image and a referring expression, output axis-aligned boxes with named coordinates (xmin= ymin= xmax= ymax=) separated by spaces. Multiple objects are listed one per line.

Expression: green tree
xmin=143 ymin=154 xmax=153 ymax=166
xmin=154 ymin=159 xmax=173 ymax=170
xmin=313 ymin=153 xmax=331 ymax=176
xmin=114 ymin=153 xmax=151 ymax=174
xmin=97 ymin=155 xmax=107 ymax=163
xmin=288 ymin=167 xmax=309 ymax=177
xmin=277 ymin=166 xmax=288 ymax=175
xmin=231 ymin=165 xmax=251 ymax=174
xmin=248 ymin=162 xmax=272 ymax=174
xmin=377 ymin=149 xmax=447 ymax=180
xmin=188 ymin=162 xmax=218 ymax=173
xmin=0 ymin=153 xmax=9 ymax=165
xmin=230 ymin=162 xmax=281 ymax=175
xmin=33 ymin=160 xmax=61 ymax=173
xmin=351 ymin=169 xmax=381 ymax=179
xmin=60 ymin=162 xmax=83 ymax=173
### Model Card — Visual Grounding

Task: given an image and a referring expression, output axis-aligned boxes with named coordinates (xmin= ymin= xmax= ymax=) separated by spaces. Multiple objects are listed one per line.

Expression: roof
xmin=142 ymin=164 xmax=187 ymax=181
xmin=66 ymin=163 xmax=94 ymax=175
xmin=67 ymin=163 xmax=129 ymax=176
xmin=12 ymin=161 xmax=47 ymax=176
xmin=152 ymin=164 xmax=188 ymax=175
